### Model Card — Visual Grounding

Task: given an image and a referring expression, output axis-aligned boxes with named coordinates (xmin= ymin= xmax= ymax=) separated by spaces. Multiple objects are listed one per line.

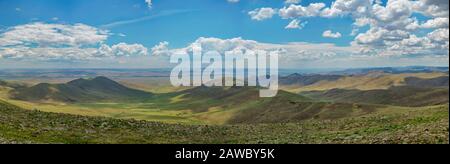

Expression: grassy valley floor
xmin=1 ymin=100 xmax=448 ymax=144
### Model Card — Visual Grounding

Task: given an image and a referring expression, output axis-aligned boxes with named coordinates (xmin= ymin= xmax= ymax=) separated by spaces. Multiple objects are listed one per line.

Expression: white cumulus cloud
xmin=247 ymin=0 xmax=449 ymax=57
xmin=421 ymin=17 xmax=449 ymax=28
xmin=145 ymin=0 xmax=152 ymax=8
xmin=152 ymin=37 xmax=356 ymax=62
xmin=227 ymin=0 xmax=240 ymax=3
xmin=151 ymin=41 xmax=170 ymax=56
xmin=285 ymin=0 xmax=301 ymax=5
xmin=285 ymin=19 xmax=308 ymax=29
xmin=248 ymin=8 xmax=277 ymax=21
xmin=0 ymin=23 xmax=148 ymax=60
xmin=322 ymin=30 xmax=342 ymax=38
xmin=279 ymin=3 xmax=326 ymax=19
xmin=0 ymin=22 xmax=108 ymax=47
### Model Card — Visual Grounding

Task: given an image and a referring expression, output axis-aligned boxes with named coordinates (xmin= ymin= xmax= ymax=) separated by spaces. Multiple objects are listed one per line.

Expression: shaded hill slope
xmin=0 ymin=80 xmax=27 ymax=89
xmin=150 ymin=86 xmax=381 ymax=124
xmin=4 ymin=78 xmax=385 ymax=124
xmin=404 ymin=76 xmax=449 ymax=88
xmin=10 ymin=77 xmax=152 ymax=103
xmin=304 ymin=86 xmax=449 ymax=107
xmin=279 ymin=73 xmax=343 ymax=86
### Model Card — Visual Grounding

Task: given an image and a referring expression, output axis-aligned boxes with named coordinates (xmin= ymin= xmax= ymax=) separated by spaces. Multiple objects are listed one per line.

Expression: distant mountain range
xmin=331 ymin=66 xmax=449 ymax=75
xmin=0 ymin=69 xmax=171 ymax=78
xmin=10 ymin=76 xmax=152 ymax=103
xmin=0 ymin=66 xmax=448 ymax=79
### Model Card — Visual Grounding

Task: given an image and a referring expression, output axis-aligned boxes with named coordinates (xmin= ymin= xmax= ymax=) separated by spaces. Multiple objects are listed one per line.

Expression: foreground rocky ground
xmin=1 ymin=100 xmax=448 ymax=144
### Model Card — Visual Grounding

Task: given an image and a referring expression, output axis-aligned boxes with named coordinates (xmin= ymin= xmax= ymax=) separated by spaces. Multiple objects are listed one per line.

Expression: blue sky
xmin=0 ymin=0 xmax=448 ymax=69
xmin=0 ymin=0 xmax=355 ymax=47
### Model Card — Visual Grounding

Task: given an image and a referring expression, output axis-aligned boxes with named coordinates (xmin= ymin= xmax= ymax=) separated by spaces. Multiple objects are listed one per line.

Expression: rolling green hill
xmin=10 ymin=77 xmax=152 ymax=103
xmin=281 ymin=72 xmax=448 ymax=93
xmin=158 ymin=86 xmax=312 ymax=113
xmin=281 ymin=74 xmax=449 ymax=108
xmin=303 ymin=86 xmax=449 ymax=107
xmin=0 ymin=80 xmax=27 ymax=89
xmin=5 ymin=77 xmax=434 ymax=125
xmin=4 ymin=74 xmax=449 ymax=125
xmin=146 ymin=86 xmax=382 ymax=124
xmin=279 ymin=73 xmax=343 ymax=86
xmin=1 ymin=72 xmax=449 ymax=144
xmin=404 ymin=76 xmax=449 ymax=88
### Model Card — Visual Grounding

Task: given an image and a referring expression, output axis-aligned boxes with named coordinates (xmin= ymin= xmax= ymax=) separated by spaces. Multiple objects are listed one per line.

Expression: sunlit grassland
xmin=2 ymin=83 xmax=447 ymax=126
xmin=1 ymin=77 xmax=448 ymax=144
xmin=115 ymin=77 xmax=192 ymax=93
xmin=1 ymin=74 xmax=448 ymax=127
xmin=281 ymin=72 xmax=448 ymax=93
xmin=1 ymin=85 xmax=251 ymax=125
xmin=0 ymin=87 xmax=206 ymax=124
